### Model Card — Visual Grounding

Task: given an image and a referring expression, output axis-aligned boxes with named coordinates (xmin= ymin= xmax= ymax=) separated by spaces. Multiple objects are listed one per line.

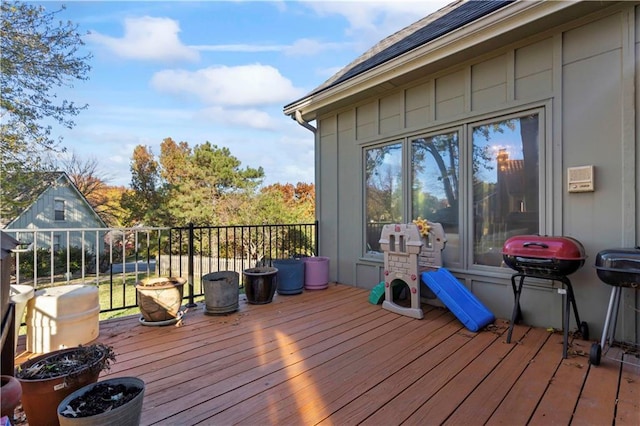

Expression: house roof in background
xmin=286 ymin=0 xmax=513 ymax=108
xmin=2 ymin=171 xmax=107 ymax=228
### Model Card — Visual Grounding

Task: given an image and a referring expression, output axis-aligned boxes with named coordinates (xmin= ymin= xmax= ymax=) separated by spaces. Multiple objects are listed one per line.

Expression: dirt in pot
xmin=59 ymin=382 xmax=143 ymax=418
xmin=15 ymin=343 xmax=115 ymax=381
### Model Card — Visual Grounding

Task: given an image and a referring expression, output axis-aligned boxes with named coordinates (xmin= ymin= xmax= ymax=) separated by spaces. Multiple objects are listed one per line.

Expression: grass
xmin=15 ymin=273 xmax=215 ymax=337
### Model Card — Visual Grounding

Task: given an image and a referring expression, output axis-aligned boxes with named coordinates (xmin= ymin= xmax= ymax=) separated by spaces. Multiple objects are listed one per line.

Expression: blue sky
xmin=36 ymin=0 xmax=452 ymax=187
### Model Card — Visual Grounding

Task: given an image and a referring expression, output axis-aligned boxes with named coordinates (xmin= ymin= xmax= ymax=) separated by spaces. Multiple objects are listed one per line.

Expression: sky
xmin=35 ymin=0 xmax=453 ymax=188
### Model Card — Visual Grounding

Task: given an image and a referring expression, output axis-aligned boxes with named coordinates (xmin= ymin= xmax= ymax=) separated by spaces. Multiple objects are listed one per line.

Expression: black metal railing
xmin=5 ymin=221 xmax=317 ymax=315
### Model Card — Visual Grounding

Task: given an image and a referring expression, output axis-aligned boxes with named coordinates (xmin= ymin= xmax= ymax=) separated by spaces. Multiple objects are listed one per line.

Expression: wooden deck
xmin=15 ymin=284 xmax=640 ymax=425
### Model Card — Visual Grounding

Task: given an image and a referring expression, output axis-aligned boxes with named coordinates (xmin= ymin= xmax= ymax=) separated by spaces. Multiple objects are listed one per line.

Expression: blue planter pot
xmin=273 ymin=259 xmax=305 ymax=295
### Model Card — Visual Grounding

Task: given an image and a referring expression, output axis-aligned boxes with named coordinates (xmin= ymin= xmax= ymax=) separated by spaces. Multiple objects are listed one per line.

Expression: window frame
xmin=465 ymin=107 xmax=546 ymax=272
xmin=54 ymin=199 xmax=65 ymax=221
xmin=360 ymin=105 xmax=548 ymax=273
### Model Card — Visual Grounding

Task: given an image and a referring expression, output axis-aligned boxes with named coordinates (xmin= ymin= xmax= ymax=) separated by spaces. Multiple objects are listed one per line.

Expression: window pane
xmin=365 ymin=143 xmax=402 ymax=254
xmin=472 ymin=114 xmax=539 ymax=266
xmin=411 ymin=131 xmax=459 ymax=264
xmin=54 ymin=200 xmax=65 ymax=221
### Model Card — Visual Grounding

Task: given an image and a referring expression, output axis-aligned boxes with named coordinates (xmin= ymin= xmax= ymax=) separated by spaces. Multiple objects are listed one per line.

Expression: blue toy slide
xmin=421 ymin=268 xmax=495 ymax=332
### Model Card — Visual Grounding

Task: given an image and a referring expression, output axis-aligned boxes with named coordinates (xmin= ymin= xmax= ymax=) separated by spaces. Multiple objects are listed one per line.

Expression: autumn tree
xmin=121 ymin=145 xmax=163 ymax=225
xmin=1 ymin=1 xmax=91 ymax=219
xmin=161 ymin=139 xmax=264 ymax=226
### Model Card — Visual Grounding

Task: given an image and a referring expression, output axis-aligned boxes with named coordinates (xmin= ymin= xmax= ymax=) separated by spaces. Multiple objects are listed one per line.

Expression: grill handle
xmin=522 ymin=242 xmax=549 ymax=249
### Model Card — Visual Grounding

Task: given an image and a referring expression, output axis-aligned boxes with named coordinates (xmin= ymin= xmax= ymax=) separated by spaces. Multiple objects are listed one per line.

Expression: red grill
xmin=502 ymin=235 xmax=586 ymax=277
xmin=501 ymin=235 xmax=588 ymax=359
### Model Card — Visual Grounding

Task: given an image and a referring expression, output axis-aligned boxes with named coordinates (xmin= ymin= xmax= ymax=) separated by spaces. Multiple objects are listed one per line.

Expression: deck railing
xmin=5 ymin=222 xmax=318 ymax=314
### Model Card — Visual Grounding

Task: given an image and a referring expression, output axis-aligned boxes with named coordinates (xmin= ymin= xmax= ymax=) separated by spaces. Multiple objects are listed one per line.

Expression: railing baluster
xmin=6 ymin=222 xmax=316 ymax=314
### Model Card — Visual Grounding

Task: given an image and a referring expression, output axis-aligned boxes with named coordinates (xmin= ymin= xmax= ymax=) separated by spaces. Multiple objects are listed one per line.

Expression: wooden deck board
xmin=486 ymin=331 xmax=565 ymax=425
xmin=13 ymin=283 xmax=639 ymax=426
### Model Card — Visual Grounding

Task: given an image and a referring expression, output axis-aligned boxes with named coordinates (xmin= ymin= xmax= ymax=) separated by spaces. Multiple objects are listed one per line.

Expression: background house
xmin=284 ymin=0 xmax=639 ymax=341
xmin=2 ymin=171 xmax=107 ymax=253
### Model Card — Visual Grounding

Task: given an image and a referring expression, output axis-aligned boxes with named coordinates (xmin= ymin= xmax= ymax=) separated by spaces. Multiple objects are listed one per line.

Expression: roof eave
xmin=283 ymin=0 xmax=579 ymax=120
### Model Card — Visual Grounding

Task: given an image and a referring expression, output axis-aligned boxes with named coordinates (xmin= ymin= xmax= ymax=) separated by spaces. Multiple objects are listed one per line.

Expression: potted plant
xmin=15 ymin=343 xmax=115 ymax=426
xmin=57 ymin=376 xmax=145 ymax=426
xmin=135 ymin=276 xmax=186 ymax=325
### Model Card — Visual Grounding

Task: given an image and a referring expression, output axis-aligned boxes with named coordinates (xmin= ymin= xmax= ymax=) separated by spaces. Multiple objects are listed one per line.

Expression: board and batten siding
xmin=315 ymin=5 xmax=639 ymax=340
xmin=7 ymin=180 xmax=105 ymax=252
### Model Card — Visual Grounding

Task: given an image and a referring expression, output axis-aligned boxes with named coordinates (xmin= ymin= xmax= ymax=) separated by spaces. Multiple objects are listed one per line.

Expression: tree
xmin=121 ymin=145 xmax=163 ymax=225
xmin=1 ymin=1 xmax=91 ymax=219
xmin=162 ymin=140 xmax=264 ymax=226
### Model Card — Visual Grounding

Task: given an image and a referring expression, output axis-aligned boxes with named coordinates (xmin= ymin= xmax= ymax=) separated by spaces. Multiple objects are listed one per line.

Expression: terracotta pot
xmin=1 ymin=375 xmax=22 ymax=420
xmin=57 ymin=376 xmax=145 ymax=426
xmin=135 ymin=277 xmax=186 ymax=322
xmin=15 ymin=346 xmax=111 ymax=426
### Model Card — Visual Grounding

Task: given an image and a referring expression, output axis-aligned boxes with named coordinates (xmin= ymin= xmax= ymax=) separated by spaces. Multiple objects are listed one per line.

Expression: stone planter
xmin=202 ymin=271 xmax=239 ymax=315
xmin=135 ymin=277 xmax=186 ymax=324
xmin=243 ymin=267 xmax=278 ymax=304
xmin=57 ymin=376 xmax=145 ymax=426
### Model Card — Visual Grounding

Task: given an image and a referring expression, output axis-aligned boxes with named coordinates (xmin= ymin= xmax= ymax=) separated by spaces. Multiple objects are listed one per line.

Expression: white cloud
xmin=196 ymin=107 xmax=278 ymax=131
xmin=304 ymin=1 xmax=452 ymax=51
xmin=284 ymin=38 xmax=350 ymax=56
xmin=150 ymin=64 xmax=306 ymax=107
xmin=191 ymin=43 xmax=286 ymax=53
xmin=86 ymin=16 xmax=199 ymax=63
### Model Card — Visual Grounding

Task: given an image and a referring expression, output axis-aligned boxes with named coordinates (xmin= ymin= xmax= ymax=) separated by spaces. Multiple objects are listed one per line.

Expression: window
xmin=365 ymin=142 xmax=402 ymax=254
xmin=53 ymin=234 xmax=61 ymax=252
xmin=54 ymin=199 xmax=65 ymax=221
xmin=472 ymin=113 xmax=540 ymax=267
xmin=362 ymin=109 xmax=542 ymax=270
xmin=411 ymin=131 xmax=460 ymax=264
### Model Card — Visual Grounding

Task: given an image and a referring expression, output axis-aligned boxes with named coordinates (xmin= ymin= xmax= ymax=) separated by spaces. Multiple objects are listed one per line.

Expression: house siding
xmin=6 ymin=177 xmax=105 ymax=252
xmin=315 ymin=4 xmax=639 ymax=340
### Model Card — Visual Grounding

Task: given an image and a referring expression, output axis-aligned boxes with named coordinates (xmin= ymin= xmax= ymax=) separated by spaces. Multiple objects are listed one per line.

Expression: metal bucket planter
xmin=135 ymin=277 xmax=186 ymax=325
xmin=273 ymin=259 xmax=304 ymax=295
xmin=57 ymin=376 xmax=145 ymax=426
xmin=202 ymin=271 xmax=239 ymax=315
xmin=243 ymin=267 xmax=278 ymax=304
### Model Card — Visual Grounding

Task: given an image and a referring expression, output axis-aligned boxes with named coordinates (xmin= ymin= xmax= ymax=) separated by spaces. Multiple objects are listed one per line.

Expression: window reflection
xmin=411 ymin=132 xmax=459 ymax=264
xmin=365 ymin=143 xmax=402 ymax=254
xmin=472 ymin=114 xmax=539 ymax=266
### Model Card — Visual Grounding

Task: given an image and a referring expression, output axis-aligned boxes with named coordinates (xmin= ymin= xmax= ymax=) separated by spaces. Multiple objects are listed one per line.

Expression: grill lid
xmin=595 ymin=247 xmax=640 ymax=272
xmin=502 ymin=235 xmax=586 ymax=260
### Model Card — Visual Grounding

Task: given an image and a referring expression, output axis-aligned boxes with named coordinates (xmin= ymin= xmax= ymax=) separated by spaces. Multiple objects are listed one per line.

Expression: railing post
xmin=186 ymin=222 xmax=197 ymax=308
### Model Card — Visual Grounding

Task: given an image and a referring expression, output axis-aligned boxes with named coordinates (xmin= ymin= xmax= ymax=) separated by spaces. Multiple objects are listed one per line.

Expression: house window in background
xmin=365 ymin=142 xmax=403 ymax=255
xmin=472 ymin=113 xmax=540 ymax=267
xmin=53 ymin=234 xmax=61 ymax=252
xmin=411 ymin=130 xmax=460 ymax=265
xmin=54 ymin=199 xmax=65 ymax=221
